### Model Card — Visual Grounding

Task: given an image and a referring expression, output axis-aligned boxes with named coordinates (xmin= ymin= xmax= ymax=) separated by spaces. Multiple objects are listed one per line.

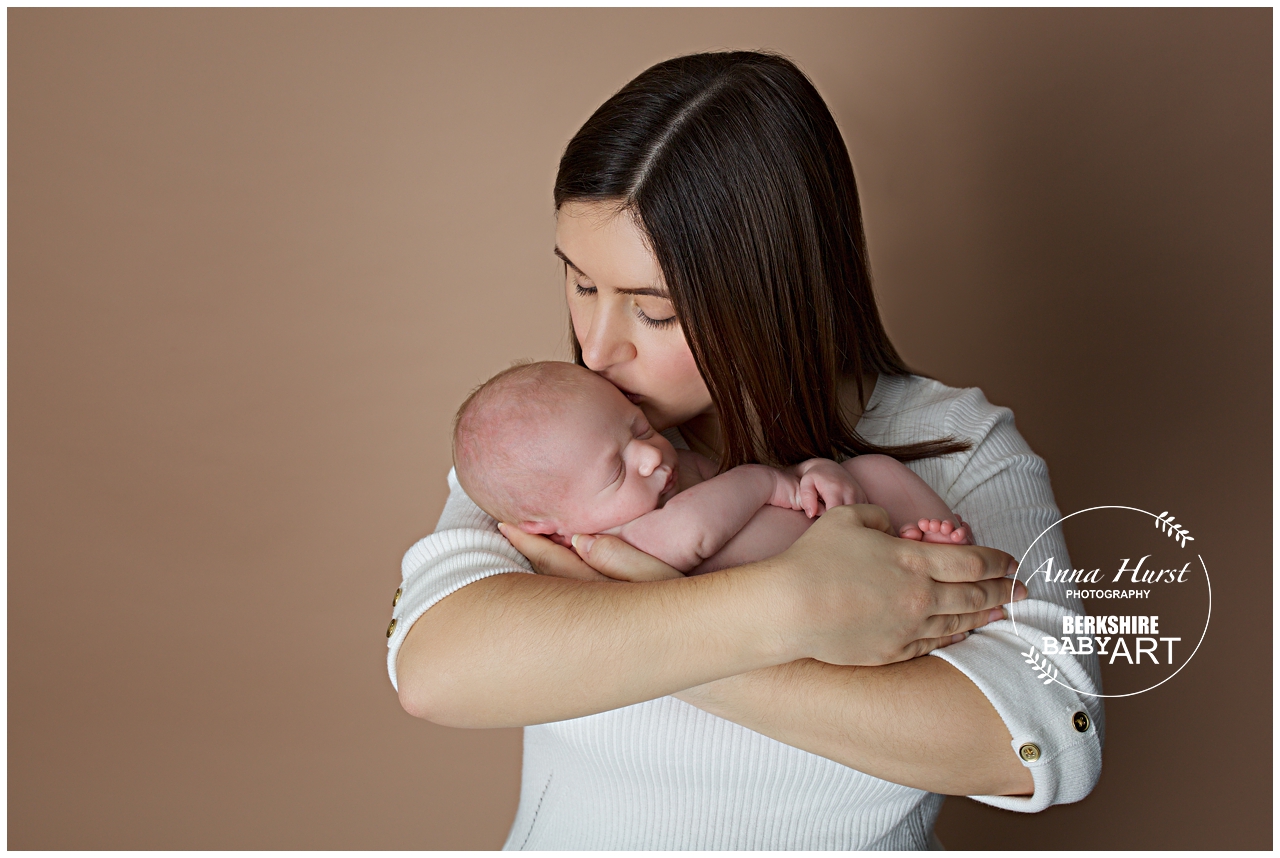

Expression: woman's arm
xmin=553 ymin=528 xmax=1029 ymax=796
xmin=397 ymin=560 xmax=792 ymax=727
xmin=675 ymin=656 xmax=1030 ymax=796
xmin=392 ymin=482 xmax=1018 ymax=730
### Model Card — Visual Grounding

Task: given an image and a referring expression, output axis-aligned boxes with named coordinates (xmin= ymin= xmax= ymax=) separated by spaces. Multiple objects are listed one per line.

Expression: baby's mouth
xmin=661 ymin=467 xmax=677 ymax=494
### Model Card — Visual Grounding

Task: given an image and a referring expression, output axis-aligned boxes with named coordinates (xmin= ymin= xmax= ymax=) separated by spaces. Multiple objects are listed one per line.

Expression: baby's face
xmin=536 ymin=376 xmax=680 ymax=537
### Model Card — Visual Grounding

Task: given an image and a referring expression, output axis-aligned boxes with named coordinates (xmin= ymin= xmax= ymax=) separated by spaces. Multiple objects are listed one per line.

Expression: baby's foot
xmin=899 ymin=517 xmax=973 ymax=545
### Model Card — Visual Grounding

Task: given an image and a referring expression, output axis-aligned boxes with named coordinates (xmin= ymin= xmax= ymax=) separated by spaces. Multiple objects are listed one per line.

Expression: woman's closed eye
xmin=572 ymin=273 xmax=675 ymax=329
xmin=636 ymin=307 xmax=677 ymax=329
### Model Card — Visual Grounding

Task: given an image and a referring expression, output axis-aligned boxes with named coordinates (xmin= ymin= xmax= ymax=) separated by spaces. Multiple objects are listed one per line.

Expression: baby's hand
xmin=766 ymin=469 xmax=808 ymax=512
xmin=793 ymin=458 xmax=866 ymax=518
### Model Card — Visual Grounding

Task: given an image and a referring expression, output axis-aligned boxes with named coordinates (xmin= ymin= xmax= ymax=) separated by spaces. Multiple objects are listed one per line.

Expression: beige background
xmin=9 ymin=8 xmax=1270 ymax=850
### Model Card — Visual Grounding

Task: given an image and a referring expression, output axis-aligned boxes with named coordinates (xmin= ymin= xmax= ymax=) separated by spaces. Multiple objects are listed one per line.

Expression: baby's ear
xmin=516 ymin=520 xmax=558 ymax=536
xmin=517 ymin=521 xmax=574 ymax=549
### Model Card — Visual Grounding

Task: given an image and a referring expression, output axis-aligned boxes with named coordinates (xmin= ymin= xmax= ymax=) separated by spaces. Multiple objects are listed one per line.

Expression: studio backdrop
xmin=9 ymin=8 xmax=1270 ymax=849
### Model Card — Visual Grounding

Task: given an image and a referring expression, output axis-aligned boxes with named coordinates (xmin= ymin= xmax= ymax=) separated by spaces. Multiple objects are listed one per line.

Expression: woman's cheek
xmin=659 ymin=338 xmax=710 ymax=411
xmin=567 ymin=299 xmax=588 ymax=345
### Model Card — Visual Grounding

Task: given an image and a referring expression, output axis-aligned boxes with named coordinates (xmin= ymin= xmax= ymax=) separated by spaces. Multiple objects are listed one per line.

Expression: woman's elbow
xmin=396 ymin=657 xmax=489 ymax=727
xmin=395 ymin=626 xmax=481 ymax=727
xmin=396 ymin=672 xmax=438 ymax=722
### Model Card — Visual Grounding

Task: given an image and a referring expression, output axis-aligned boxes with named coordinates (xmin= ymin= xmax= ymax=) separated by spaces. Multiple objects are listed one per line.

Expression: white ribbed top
xmin=388 ymin=374 xmax=1104 ymax=849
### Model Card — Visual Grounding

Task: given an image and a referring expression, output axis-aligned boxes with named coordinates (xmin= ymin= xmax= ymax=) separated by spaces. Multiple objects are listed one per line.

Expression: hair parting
xmin=556 ymin=50 xmax=970 ymax=470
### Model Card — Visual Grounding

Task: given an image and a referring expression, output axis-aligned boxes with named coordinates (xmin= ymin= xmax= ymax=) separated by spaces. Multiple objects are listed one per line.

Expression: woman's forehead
xmin=555 ymin=203 xmax=665 ymax=292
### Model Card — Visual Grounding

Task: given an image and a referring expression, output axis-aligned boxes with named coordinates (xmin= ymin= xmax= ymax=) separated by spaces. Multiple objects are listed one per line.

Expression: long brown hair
xmin=555 ymin=50 xmax=968 ymax=469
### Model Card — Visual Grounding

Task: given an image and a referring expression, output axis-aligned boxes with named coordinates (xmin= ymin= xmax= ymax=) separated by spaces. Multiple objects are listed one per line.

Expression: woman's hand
xmin=763 ymin=503 xmax=1024 ymax=666
xmin=505 ymin=503 xmax=1022 ymax=667
xmin=498 ymin=523 xmax=685 ymax=582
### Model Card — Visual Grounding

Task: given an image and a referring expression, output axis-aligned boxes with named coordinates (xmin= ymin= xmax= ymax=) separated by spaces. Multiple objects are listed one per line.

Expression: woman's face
xmin=555 ymin=201 xmax=712 ymax=432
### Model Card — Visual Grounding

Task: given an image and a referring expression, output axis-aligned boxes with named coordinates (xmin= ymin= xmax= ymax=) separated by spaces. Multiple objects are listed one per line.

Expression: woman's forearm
xmin=674 ymin=656 xmax=1034 ymax=797
xmin=399 ymin=507 xmax=1019 ymax=729
xmin=396 ymin=567 xmax=795 ymax=728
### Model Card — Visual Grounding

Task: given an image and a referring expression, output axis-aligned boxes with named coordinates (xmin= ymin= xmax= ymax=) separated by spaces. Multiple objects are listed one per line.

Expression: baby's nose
xmin=636 ymin=443 xmax=664 ymax=477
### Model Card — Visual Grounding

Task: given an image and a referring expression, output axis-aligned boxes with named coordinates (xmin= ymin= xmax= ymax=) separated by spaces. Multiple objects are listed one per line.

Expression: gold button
xmin=392 ymin=587 xmax=402 ymax=607
xmin=1073 ymin=711 xmax=1090 ymax=732
xmin=386 ymin=618 xmax=397 ymax=638
xmin=1019 ymin=743 xmax=1041 ymax=762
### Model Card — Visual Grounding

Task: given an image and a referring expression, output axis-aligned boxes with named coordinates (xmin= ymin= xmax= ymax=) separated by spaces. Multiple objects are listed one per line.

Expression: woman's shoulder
xmin=400 ymin=468 xmax=518 ymax=572
xmin=858 ymin=373 xmax=1010 ymax=448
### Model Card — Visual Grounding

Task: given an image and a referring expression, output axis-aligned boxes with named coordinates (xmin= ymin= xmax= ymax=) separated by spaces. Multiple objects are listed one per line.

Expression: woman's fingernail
xmin=988 ymin=607 xmax=1006 ymax=623
xmin=571 ymin=533 xmax=595 ymax=555
xmin=1013 ymin=581 xmax=1028 ymax=601
xmin=496 ymin=522 xmax=509 ymax=536
xmin=950 ymin=632 xmax=968 ymax=644
xmin=1006 ymin=559 xmax=1019 ymax=577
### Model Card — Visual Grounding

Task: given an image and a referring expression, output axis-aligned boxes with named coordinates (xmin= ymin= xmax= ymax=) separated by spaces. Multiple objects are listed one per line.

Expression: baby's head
xmin=453 ymin=361 xmax=679 ymax=543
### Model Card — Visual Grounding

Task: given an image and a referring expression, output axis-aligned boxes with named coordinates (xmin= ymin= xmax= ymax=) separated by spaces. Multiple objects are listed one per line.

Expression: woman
xmin=389 ymin=51 xmax=1102 ymax=849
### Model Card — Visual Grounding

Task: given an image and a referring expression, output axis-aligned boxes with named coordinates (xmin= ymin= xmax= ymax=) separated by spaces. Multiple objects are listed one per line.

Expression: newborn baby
xmin=453 ymin=361 xmax=971 ymax=576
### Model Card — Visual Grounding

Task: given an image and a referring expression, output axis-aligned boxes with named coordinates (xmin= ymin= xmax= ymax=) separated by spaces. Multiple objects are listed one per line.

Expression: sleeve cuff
xmin=930 ymin=622 xmax=1103 ymax=812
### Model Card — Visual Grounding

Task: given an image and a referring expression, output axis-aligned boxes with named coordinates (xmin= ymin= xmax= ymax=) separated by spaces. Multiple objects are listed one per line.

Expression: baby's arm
xmin=839 ymin=454 xmax=972 ymax=544
xmin=611 ymin=464 xmax=805 ymax=572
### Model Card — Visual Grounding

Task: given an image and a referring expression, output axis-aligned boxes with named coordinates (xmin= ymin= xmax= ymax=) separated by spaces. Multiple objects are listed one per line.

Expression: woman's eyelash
xmin=575 ymin=280 xmax=675 ymax=329
xmin=637 ymin=310 xmax=677 ymax=329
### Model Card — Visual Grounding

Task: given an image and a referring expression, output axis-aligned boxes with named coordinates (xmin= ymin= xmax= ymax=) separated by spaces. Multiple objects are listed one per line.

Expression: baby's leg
xmin=841 ymin=454 xmax=971 ymax=544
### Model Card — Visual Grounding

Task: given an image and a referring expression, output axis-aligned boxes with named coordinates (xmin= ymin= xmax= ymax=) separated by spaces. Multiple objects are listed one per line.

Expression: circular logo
xmin=1007 ymin=506 xmax=1211 ymax=698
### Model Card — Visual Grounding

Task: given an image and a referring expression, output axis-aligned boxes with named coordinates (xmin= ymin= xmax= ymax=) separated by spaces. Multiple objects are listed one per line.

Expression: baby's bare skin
xmin=617 ymin=451 xmax=970 ymax=575
xmin=454 ymin=362 xmax=972 ymax=578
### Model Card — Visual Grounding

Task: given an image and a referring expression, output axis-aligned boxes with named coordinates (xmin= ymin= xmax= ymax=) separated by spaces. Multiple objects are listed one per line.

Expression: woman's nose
xmin=577 ymin=303 xmax=637 ymax=371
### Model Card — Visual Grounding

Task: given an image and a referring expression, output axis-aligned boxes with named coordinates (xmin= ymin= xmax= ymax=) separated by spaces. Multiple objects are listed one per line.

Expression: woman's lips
xmin=607 ymin=377 xmax=643 ymax=402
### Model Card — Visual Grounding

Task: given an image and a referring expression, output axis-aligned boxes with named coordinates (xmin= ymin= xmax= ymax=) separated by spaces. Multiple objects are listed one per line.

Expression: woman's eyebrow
xmin=554 ymin=246 xmax=670 ymax=299
xmin=554 ymin=247 xmax=582 ymax=274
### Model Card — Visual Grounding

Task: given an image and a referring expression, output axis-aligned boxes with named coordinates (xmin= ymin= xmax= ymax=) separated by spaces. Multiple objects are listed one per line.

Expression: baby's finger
xmin=800 ymin=482 xmax=820 ymax=518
